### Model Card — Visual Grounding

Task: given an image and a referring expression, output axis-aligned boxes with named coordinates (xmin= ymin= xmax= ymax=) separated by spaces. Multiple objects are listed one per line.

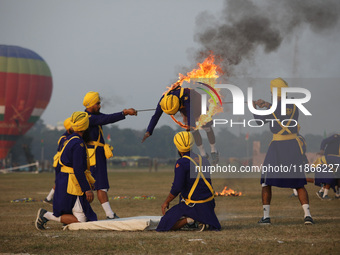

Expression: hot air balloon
xmin=0 ymin=45 xmax=53 ymax=160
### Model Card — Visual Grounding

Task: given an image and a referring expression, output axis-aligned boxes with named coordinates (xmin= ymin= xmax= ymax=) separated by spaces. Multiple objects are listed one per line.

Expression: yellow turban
xmin=160 ymin=94 xmax=180 ymax=115
xmin=174 ymin=131 xmax=194 ymax=152
xmin=63 ymin=117 xmax=72 ymax=131
xmin=83 ymin=91 xmax=100 ymax=108
xmin=270 ymin=78 xmax=288 ymax=97
xmin=71 ymin=111 xmax=89 ymax=132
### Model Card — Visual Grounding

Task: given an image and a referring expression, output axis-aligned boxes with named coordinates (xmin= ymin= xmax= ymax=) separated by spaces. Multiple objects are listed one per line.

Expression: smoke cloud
xmin=194 ymin=0 xmax=340 ymax=74
xmin=100 ymin=95 xmax=125 ymax=110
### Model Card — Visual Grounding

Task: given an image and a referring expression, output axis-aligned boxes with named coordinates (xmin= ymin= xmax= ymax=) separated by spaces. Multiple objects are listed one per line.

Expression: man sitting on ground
xmin=156 ymin=131 xmax=221 ymax=231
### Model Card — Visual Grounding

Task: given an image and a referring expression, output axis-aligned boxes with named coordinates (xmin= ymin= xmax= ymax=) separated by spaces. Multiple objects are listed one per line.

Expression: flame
xmin=215 ymin=186 xmax=242 ymax=197
xmin=165 ymin=53 xmax=224 ymax=129
xmin=196 ymin=98 xmax=224 ymax=129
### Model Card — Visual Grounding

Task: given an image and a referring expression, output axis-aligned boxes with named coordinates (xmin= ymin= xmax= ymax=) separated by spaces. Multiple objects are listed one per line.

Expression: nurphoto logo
xmin=195 ymin=82 xmax=312 ymax=128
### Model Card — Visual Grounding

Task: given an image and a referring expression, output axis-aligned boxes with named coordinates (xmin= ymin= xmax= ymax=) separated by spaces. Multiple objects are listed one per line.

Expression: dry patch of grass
xmin=0 ymin=170 xmax=339 ymax=254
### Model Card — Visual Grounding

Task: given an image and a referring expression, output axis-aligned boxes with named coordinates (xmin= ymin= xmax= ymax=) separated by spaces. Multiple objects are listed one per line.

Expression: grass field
xmin=0 ymin=169 xmax=339 ymax=254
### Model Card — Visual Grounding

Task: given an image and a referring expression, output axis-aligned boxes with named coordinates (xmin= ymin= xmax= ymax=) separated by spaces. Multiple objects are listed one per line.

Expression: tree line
xmin=8 ymin=120 xmax=324 ymax=166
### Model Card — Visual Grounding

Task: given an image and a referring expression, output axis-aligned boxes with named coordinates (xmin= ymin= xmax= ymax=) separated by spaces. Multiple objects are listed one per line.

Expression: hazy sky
xmin=1 ymin=0 xmax=339 ymax=136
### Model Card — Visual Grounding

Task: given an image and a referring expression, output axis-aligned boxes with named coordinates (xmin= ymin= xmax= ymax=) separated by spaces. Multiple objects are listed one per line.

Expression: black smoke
xmin=194 ymin=0 xmax=340 ymax=74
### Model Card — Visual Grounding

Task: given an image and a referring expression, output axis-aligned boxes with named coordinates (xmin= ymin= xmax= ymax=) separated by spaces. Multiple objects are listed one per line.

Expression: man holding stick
xmin=253 ymin=78 xmax=313 ymax=225
xmin=83 ymin=91 xmax=137 ymax=219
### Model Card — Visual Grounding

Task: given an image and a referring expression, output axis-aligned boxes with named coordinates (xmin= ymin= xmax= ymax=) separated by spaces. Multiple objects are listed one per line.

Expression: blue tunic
xmin=314 ymin=134 xmax=340 ymax=188
xmin=86 ymin=110 xmax=125 ymax=190
xmin=254 ymin=103 xmax=307 ymax=188
xmin=326 ymin=154 xmax=340 ymax=178
xmin=156 ymin=152 xmax=221 ymax=231
xmin=147 ymin=88 xmax=202 ymax=135
xmin=320 ymin=134 xmax=340 ymax=155
xmin=53 ymin=133 xmax=97 ymax=221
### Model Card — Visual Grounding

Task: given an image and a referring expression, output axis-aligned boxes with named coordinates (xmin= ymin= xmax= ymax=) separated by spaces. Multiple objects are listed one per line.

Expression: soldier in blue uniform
xmin=324 ymin=154 xmax=340 ymax=199
xmin=156 ymin=131 xmax=221 ymax=231
xmin=314 ymin=134 xmax=340 ymax=199
xmin=44 ymin=117 xmax=73 ymax=205
xmin=253 ymin=78 xmax=313 ymax=225
xmin=83 ymin=91 xmax=137 ymax=219
xmin=142 ymin=85 xmax=219 ymax=164
xmin=319 ymin=134 xmax=340 ymax=156
xmin=35 ymin=112 xmax=97 ymax=230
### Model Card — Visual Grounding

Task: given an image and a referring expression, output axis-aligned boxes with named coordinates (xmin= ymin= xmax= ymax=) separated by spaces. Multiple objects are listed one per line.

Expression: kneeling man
xmin=35 ymin=112 xmax=97 ymax=230
xmin=156 ymin=131 xmax=221 ymax=231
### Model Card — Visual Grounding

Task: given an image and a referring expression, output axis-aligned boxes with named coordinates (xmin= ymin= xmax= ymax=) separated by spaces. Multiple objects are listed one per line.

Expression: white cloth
xmin=72 ymin=197 xmax=87 ymax=222
xmin=64 ymin=216 xmax=161 ymax=231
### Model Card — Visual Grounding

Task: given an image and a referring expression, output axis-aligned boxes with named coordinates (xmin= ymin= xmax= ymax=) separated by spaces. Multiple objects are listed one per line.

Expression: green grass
xmin=0 ymin=170 xmax=339 ymax=254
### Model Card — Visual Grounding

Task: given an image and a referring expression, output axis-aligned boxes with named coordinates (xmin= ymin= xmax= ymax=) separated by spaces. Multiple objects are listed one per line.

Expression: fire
xmin=165 ymin=53 xmax=224 ymax=129
xmin=165 ymin=53 xmax=222 ymax=92
xmin=215 ymin=186 xmax=242 ymax=197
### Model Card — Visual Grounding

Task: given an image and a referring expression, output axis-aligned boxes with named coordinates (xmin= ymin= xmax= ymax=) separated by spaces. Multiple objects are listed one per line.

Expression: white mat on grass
xmin=64 ymin=216 xmax=161 ymax=231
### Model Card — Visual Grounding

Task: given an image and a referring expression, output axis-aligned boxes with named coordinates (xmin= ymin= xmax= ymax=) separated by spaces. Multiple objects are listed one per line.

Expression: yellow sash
xmin=52 ymin=135 xmax=67 ymax=168
xmin=272 ymin=133 xmax=297 ymax=141
xmin=271 ymin=105 xmax=298 ymax=135
xmin=87 ymin=126 xmax=114 ymax=166
xmin=271 ymin=105 xmax=304 ymax=155
xmin=182 ymin=155 xmax=215 ymax=205
xmin=53 ymin=152 xmax=61 ymax=168
xmin=180 ymin=87 xmax=184 ymax=98
xmin=59 ymin=136 xmax=95 ymax=196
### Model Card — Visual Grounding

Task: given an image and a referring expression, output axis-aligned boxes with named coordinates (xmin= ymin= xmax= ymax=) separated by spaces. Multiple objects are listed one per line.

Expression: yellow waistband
xmin=61 ymin=165 xmax=74 ymax=173
xmin=184 ymin=195 xmax=215 ymax=205
xmin=61 ymin=166 xmax=95 ymax=184
xmin=87 ymin=141 xmax=105 ymax=147
xmin=272 ymin=133 xmax=297 ymax=141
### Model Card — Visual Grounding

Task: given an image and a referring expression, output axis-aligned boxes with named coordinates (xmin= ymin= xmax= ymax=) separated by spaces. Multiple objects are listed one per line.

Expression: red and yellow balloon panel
xmin=0 ymin=45 xmax=53 ymax=159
